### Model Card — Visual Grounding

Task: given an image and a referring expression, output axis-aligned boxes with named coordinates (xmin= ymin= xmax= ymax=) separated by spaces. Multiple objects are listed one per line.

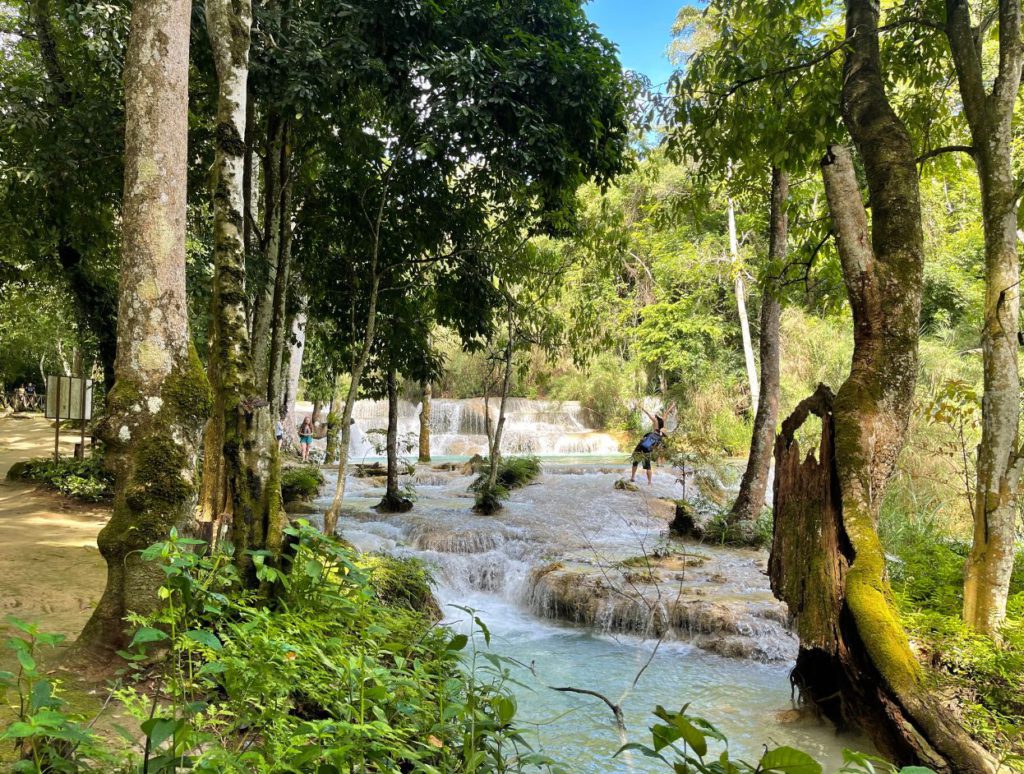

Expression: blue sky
xmin=585 ymin=0 xmax=694 ymax=88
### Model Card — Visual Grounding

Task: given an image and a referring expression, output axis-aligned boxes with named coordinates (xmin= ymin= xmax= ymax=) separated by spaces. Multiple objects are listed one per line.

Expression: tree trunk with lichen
xmin=418 ymin=381 xmax=431 ymax=463
xmin=377 ymin=368 xmax=411 ymax=513
xmin=730 ymin=167 xmax=785 ymax=527
xmin=73 ymin=0 xmax=211 ymax=656
xmin=194 ymin=0 xmax=283 ymax=581
xmin=769 ymin=4 xmax=997 ymax=768
xmin=945 ymin=0 xmax=1024 ymax=636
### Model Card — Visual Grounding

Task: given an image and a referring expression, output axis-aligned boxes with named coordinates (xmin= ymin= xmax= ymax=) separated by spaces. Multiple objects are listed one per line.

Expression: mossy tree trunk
xmin=195 ymin=0 xmax=283 ymax=580
xmin=944 ymin=0 xmax=1024 ymax=636
xmin=769 ymin=3 xmax=997 ymax=766
xmin=418 ymin=381 xmax=431 ymax=463
xmin=75 ymin=0 xmax=211 ymax=656
xmin=730 ymin=166 xmax=785 ymax=526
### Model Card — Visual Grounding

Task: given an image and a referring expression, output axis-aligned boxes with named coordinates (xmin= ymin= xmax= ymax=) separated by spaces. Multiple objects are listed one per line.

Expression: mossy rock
xmin=6 ymin=461 xmax=29 ymax=481
xmin=614 ymin=478 xmax=639 ymax=491
xmin=284 ymin=501 xmax=320 ymax=515
xmin=281 ymin=465 xmax=325 ymax=504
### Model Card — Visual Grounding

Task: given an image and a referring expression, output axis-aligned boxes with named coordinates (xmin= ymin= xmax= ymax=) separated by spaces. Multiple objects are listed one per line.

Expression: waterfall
xmin=345 ymin=397 xmax=620 ymax=458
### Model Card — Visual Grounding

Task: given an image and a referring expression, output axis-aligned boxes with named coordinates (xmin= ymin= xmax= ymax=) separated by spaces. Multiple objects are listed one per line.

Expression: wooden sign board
xmin=45 ymin=376 xmax=93 ymax=421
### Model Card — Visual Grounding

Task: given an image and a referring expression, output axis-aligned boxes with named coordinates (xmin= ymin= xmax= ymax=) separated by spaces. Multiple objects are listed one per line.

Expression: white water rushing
xmin=345 ymin=397 xmax=620 ymax=459
xmin=306 ymin=459 xmax=874 ymax=771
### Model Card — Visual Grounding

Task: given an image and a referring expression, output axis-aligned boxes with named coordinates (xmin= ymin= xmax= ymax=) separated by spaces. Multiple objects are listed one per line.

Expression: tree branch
xmin=916 ymin=144 xmax=975 ymax=163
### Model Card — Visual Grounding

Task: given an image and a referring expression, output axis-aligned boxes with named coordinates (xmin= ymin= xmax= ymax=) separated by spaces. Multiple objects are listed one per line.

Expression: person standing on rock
xmin=629 ymin=400 xmax=675 ymax=485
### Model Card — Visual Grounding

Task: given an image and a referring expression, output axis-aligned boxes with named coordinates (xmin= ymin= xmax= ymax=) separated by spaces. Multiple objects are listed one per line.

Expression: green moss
xmin=281 ymin=465 xmax=324 ymax=504
xmin=162 ymin=342 xmax=212 ymax=428
xmin=125 ymin=433 xmax=194 ymax=513
xmin=360 ymin=553 xmax=439 ymax=617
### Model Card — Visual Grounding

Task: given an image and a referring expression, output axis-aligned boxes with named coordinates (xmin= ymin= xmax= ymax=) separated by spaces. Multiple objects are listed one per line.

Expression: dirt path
xmin=0 ymin=414 xmax=108 ymax=639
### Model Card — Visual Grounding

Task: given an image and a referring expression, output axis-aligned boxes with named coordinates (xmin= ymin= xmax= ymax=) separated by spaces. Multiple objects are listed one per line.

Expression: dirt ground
xmin=0 ymin=413 xmax=108 ymax=640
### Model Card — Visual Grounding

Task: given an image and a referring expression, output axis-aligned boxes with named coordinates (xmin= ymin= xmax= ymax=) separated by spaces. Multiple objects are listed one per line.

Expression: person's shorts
xmin=300 ymin=435 xmax=313 ymax=445
xmin=631 ymin=445 xmax=653 ymax=470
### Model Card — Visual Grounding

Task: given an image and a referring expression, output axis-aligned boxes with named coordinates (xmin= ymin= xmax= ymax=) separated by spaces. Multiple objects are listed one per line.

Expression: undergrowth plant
xmin=2 ymin=523 xmax=564 ymax=772
xmin=6 ymin=455 xmax=113 ymax=502
xmin=619 ymin=704 xmax=936 ymax=774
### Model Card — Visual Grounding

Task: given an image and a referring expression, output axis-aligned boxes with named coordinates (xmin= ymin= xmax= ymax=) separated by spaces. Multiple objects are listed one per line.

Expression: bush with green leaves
xmin=6 ymin=455 xmax=113 ymax=502
xmin=470 ymin=456 xmax=542 ymax=513
xmin=2 ymin=523 xmax=561 ymax=772
xmin=279 ymin=464 xmax=324 ymax=504
xmin=0 ymin=619 xmax=128 ymax=772
xmin=619 ymin=704 xmax=935 ymax=774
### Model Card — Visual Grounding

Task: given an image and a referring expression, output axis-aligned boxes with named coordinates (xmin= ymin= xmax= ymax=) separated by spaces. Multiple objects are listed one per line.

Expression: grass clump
xmin=6 ymin=455 xmax=113 ymax=502
xmin=470 ymin=455 xmax=541 ymax=514
xmin=280 ymin=464 xmax=324 ymax=504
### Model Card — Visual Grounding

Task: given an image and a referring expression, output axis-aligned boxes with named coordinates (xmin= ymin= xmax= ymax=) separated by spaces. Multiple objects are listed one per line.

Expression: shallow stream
xmin=309 ymin=457 xmax=873 ymax=772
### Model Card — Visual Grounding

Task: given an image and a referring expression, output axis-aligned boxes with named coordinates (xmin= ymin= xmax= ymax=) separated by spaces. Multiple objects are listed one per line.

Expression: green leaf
xmin=16 ymin=649 xmax=35 ymax=673
xmin=141 ymin=716 xmax=183 ymax=748
xmin=447 ymin=633 xmax=469 ymax=651
xmin=758 ymin=746 xmax=823 ymax=774
xmin=129 ymin=627 xmax=168 ymax=647
xmin=184 ymin=630 xmax=223 ymax=651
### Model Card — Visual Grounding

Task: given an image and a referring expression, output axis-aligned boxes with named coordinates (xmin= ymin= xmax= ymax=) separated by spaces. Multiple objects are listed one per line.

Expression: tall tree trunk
xmin=251 ymin=114 xmax=285 ymax=382
xmin=193 ymin=0 xmax=282 ymax=577
xmin=770 ymin=2 xmax=998 ymax=765
xmin=730 ymin=167 xmax=786 ymax=525
xmin=283 ymin=304 xmax=306 ymax=443
xmin=418 ymin=381 xmax=432 ymax=463
xmin=74 ymin=0 xmax=210 ymax=656
xmin=945 ymin=0 xmax=1024 ymax=636
xmin=477 ymin=313 xmax=515 ymax=515
xmin=323 ymin=273 xmax=380 ymax=534
xmin=729 ymin=197 xmax=758 ymax=414
xmin=266 ymin=161 xmax=293 ymax=411
xmin=377 ymin=367 xmax=411 ymax=512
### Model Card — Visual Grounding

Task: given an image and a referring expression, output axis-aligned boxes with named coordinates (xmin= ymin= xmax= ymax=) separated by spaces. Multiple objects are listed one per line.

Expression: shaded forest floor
xmin=0 ymin=414 xmax=113 ymax=764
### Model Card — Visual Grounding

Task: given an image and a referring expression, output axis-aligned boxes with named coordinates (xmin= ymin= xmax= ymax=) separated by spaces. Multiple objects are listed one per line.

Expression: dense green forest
xmin=1 ymin=0 xmax=1023 ymax=771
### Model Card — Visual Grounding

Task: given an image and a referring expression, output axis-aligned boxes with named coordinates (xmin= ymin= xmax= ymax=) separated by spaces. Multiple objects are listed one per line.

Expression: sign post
xmin=45 ymin=375 xmax=93 ymax=461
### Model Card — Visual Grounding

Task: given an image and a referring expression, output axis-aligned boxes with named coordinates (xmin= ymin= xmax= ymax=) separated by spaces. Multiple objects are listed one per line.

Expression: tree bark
xmin=730 ymin=167 xmax=786 ymax=526
xmin=767 ymin=1 xmax=998 ymax=761
xmin=283 ymin=305 xmax=306 ymax=443
xmin=74 ymin=0 xmax=210 ymax=655
xmin=377 ymin=368 xmax=411 ymax=512
xmin=250 ymin=114 xmax=285 ymax=383
xmin=476 ymin=312 xmax=515 ymax=515
xmin=193 ymin=0 xmax=282 ymax=580
xmin=729 ymin=196 xmax=758 ymax=415
xmin=945 ymin=0 xmax=1024 ymax=636
xmin=266 ymin=162 xmax=293 ymax=411
xmin=418 ymin=380 xmax=432 ymax=463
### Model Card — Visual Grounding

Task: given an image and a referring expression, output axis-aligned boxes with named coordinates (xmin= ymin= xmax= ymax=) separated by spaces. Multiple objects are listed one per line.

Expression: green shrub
xmin=280 ymin=464 xmax=324 ymax=503
xmin=621 ymin=704 xmax=934 ymax=773
xmin=470 ymin=455 xmax=541 ymax=492
xmin=469 ymin=456 xmax=541 ymax=514
xmin=2 ymin=526 xmax=563 ymax=772
xmin=7 ymin=455 xmax=113 ymax=502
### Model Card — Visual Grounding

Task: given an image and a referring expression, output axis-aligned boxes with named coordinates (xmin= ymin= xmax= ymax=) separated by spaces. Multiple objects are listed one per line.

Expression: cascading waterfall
xmin=343 ymin=397 xmax=620 ymax=458
xmin=313 ymin=462 xmax=869 ymax=771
